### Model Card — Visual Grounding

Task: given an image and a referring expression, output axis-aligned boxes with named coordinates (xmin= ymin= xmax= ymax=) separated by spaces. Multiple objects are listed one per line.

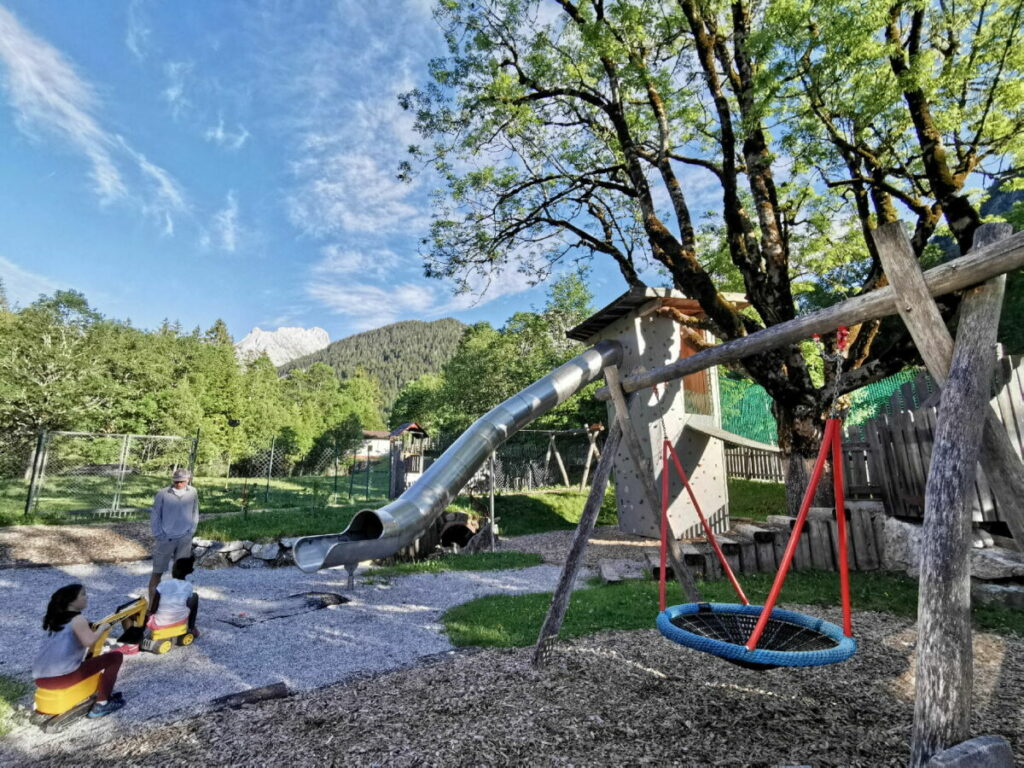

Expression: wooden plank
xmin=737 ymin=523 xmax=777 ymax=573
xmin=716 ymin=535 xmax=742 ymax=578
xmin=598 ymin=560 xmax=623 ymax=584
xmin=850 ymin=507 xmax=880 ymax=570
xmin=866 ymin=418 xmax=898 ymax=517
xmin=807 ymin=517 xmax=835 ymax=571
xmin=872 ymin=508 xmax=888 ymax=570
xmin=908 ymin=263 xmax=1005 ymax=765
xmin=595 ymin=226 xmax=1024 ymax=401
xmin=732 ymin=531 xmax=758 ymax=576
xmin=698 ymin=541 xmax=722 ymax=581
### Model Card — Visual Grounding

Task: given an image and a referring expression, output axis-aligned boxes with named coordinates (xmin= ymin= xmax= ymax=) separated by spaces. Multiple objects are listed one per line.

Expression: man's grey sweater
xmin=151 ymin=486 xmax=199 ymax=539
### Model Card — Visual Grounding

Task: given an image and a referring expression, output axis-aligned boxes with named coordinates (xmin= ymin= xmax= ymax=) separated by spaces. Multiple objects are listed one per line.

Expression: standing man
xmin=149 ymin=468 xmax=199 ymax=605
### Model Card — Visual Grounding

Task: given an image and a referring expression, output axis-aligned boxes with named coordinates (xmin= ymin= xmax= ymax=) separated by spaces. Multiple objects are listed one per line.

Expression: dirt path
xmin=0 ymin=520 xmax=152 ymax=568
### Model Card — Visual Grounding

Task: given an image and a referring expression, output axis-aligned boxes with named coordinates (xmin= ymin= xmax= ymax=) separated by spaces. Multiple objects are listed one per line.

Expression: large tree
xmin=402 ymin=0 xmax=1024 ymax=506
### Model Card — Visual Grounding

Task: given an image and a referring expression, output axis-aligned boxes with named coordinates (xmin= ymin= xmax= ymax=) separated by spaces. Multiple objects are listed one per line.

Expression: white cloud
xmin=0 ymin=6 xmax=186 ymax=230
xmin=162 ymin=61 xmax=192 ymax=118
xmin=125 ymin=0 xmax=151 ymax=60
xmin=312 ymin=245 xmax=400 ymax=278
xmin=201 ymin=190 xmax=239 ymax=252
xmin=204 ymin=116 xmax=249 ymax=150
xmin=0 ymin=255 xmax=61 ymax=307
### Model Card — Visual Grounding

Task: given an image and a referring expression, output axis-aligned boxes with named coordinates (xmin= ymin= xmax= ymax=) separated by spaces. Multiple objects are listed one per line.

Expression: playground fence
xmin=21 ymin=431 xmax=197 ymax=519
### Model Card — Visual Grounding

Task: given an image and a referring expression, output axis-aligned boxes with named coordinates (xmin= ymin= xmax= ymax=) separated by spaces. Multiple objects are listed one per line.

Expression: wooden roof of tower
xmin=566 ymin=287 xmax=750 ymax=344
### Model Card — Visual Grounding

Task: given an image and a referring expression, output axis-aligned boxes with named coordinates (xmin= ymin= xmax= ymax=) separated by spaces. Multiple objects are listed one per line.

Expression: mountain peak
xmin=235 ymin=326 xmax=331 ymax=366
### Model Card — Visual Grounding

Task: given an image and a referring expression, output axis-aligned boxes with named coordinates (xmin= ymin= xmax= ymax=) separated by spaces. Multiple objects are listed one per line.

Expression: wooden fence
xmin=723 ymin=348 xmax=1024 ymax=524
xmin=724 ymin=446 xmax=785 ymax=482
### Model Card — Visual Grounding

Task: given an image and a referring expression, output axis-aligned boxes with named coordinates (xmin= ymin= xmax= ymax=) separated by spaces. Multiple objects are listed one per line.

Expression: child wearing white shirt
xmin=148 ymin=557 xmax=199 ymax=637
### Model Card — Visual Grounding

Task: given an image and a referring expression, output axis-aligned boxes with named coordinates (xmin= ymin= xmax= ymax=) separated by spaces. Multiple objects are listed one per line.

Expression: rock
xmin=971 ymin=582 xmax=1024 ymax=610
xmin=253 ymin=542 xmax=281 ymax=561
xmin=227 ymin=549 xmax=250 ymax=564
xmin=926 ymin=736 xmax=1014 ymax=767
xmin=279 ymin=537 xmax=299 ymax=549
xmin=193 ymin=546 xmax=208 ymax=559
xmin=192 ymin=537 xmax=214 ymax=548
xmin=970 ymin=547 xmax=1024 ymax=580
xmin=198 ymin=551 xmax=230 ymax=569
xmin=219 ymin=540 xmax=247 ymax=553
xmin=881 ymin=516 xmax=923 ymax=575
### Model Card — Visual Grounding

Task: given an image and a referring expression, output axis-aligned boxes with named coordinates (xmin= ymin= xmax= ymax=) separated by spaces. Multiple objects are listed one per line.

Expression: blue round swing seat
xmin=657 ymin=603 xmax=856 ymax=671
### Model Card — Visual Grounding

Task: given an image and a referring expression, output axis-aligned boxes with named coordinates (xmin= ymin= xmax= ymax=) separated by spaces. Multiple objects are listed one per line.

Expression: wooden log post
xmin=532 ymin=422 xmax=623 ymax=668
xmin=550 ymin=436 xmax=571 ymax=487
xmin=872 ymin=222 xmax=1024 ymax=551
xmin=605 ymin=366 xmax=702 ymax=603
xmin=909 ymin=272 xmax=1005 ymax=767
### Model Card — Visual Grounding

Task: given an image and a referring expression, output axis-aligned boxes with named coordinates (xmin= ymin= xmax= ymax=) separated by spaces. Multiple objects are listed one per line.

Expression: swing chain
xmin=812 ymin=326 xmax=850 ymax=419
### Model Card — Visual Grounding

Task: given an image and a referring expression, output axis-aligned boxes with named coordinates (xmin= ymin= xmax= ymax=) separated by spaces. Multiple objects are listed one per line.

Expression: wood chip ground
xmin=9 ymin=607 xmax=1021 ymax=767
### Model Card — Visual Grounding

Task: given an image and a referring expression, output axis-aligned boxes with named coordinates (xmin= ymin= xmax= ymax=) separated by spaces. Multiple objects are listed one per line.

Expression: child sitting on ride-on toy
xmin=147 ymin=556 xmax=199 ymax=643
xmin=32 ymin=584 xmax=127 ymax=720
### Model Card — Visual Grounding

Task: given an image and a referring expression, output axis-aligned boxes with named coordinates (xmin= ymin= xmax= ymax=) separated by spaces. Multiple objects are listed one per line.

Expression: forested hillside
xmin=282 ymin=318 xmax=466 ymax=410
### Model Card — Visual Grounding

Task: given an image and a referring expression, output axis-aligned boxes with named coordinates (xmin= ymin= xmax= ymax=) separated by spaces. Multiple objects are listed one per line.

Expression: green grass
xmin=441 ymin=570 xmax=1024 ymax=648
xmin=447 ymin=487 xmax=618 ymax=538
xmin=194 ymin=504 xmax=363 ymax=541
xmin=369 ymin=551 xmax=544 ymax=578
xmin=1 ymin=465 xmax=391 ymax=527
xmin=0 ymin=674 xmax=30 ymax=737
xmin=727 ymin=477 xmax=786 ymax=521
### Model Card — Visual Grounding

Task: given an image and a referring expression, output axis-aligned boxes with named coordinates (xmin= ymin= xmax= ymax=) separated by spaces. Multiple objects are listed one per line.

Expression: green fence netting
xmin=719 ymin=367 xmax=931 ymax=446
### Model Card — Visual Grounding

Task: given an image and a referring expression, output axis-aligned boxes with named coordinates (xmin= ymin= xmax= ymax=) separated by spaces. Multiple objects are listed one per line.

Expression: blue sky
xmin=0 ymin=1 xmax=636 ymax=343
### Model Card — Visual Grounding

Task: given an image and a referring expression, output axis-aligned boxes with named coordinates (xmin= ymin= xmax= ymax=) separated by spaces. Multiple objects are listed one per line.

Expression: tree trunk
xmin=774 ymin=399 xmax=834 ymax=515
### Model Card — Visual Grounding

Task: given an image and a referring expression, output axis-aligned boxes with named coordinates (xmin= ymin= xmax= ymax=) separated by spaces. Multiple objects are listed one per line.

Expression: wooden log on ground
xmin=873 ymin=222 xmax=1024 ymax=551
xmin=644 ymin=550 xmax=671 ymax=580
xmin=767 ymin=514 xmax=812 ymax=571
xmin=736 ymin=523 xmax=777 ymax=572
xmin=681 ymin=543 xmax=705 ymax=580
xmin=732 ymin=531 xmax=758 ymax=575
xmin=697 ymin=541 xmax=722 ymax=581
xmin=595 ymin=228 xmax=1024 ymax=402
xmin=806 ymin=517 xmax=835 ymax=571
xmin=716 ymin=535 xmax=742 ymax=578
xmin=909 ymin=269 xmax=1005 ymax=766
xmin=532 ymin=422 xmax=622 ymax=668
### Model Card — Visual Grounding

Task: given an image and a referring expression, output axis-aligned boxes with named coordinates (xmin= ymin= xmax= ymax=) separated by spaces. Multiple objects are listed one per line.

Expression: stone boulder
xmin=252 ymin=542 xmax=281 ymax=561
xmin=198 ymin=550 xmax=230 ymax=569
xmin=969 ymin=547 xmax=1024 ymax=580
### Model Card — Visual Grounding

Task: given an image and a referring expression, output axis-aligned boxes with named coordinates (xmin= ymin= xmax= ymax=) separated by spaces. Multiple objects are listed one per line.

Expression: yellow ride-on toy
xmin=31 ymin=596 xmax=147 ymax=733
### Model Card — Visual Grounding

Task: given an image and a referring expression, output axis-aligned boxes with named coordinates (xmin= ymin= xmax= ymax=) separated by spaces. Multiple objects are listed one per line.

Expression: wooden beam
xmin=873 ymin=222 xmax=1024 ymax=551
xmin=605 ymin=366 xmax=702 ymax=602
xmin=909 ymin=272 xmax=1005 ymax=767
xmin=532 ymin=421 xmax=623 ymax=668
xmin=594 ymin=229 xmax=1024 ymax=400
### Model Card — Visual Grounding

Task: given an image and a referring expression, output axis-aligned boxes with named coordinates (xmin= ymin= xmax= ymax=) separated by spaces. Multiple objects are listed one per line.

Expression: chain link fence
xmin=425 ymin=428 xmax=605 ymax=493
xmin=22 ymin=431 xmax=197 ymax=519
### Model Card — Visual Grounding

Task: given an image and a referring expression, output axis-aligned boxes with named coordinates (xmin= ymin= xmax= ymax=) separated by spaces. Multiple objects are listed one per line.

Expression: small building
xmin=360 ymin=430 xmax=392 ymax=460
xmin=388 ymin=422 xmax=430 ymax=498
xmin=568 ymin=287 xmax=777 ymax=539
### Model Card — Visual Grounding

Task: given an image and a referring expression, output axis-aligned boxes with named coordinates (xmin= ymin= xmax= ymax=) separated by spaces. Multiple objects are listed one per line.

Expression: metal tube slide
xmin=293 ymin=340 xmax=623 ymax=572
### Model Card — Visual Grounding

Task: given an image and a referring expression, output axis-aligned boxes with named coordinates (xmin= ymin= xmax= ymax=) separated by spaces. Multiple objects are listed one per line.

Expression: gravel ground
xmin=10 ymin=608 xmax=1022 ymax=767
xmin=0 ymin=559 xmax=572 ymax=766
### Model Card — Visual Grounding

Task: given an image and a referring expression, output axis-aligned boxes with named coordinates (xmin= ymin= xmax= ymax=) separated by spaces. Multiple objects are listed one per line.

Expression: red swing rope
xmin=745 ymin=329 xmax=854 ymax=650
xmin=658 ymin=439 xmax=748 ymax=611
